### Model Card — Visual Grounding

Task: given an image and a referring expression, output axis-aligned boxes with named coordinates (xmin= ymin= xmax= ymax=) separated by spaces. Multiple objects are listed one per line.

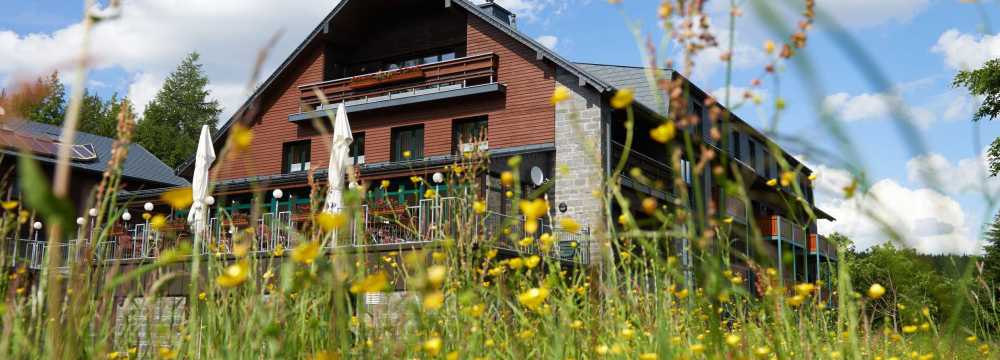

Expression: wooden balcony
xmin=298 ymin=53 xmax=499 ymax=112
xmin=758 ymin=215 xmax=805 ymax=248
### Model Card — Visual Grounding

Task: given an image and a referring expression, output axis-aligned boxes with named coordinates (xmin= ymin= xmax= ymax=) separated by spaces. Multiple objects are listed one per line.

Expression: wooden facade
xmin=214 ymin=9 xmax=555 ymax=183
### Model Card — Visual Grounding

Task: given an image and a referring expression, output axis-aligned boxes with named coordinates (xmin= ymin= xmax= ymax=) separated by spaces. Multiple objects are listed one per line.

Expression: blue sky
xmin=2 ymin=0 xmax=998 ymax=254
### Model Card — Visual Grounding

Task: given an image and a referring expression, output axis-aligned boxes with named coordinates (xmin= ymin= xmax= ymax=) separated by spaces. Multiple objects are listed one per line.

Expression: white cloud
xmin=803 ymin=160 xmax=982 ymax=254
xmin=126 ymin=72 xmax=162 ymax=115
xmin=0 ymin=0 xmax=338 ymax=121
xmin=710 ymin=85 xmax=768 ymax=110
xmin=821 ymin=91 xmax=935 ymax=128
xmin=535 ymin=35 xmax=558 ymax=49
xmin=817 ymin=177 xmax=980 ymax=255
xmin=815 ymin=0 xmax=929 ymax=28
xmin=932 ymin=29 xmax=1000 ymax=71
xmin=906 ymin=151 xmax=1000 ymax=197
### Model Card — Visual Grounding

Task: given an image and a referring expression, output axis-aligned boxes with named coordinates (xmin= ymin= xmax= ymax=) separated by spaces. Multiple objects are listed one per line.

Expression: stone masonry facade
xmin=554 ymin=71 xmax=607 ymax=266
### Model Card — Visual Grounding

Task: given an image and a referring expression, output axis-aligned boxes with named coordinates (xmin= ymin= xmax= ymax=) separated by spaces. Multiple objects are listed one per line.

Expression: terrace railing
xmin=8 ymin=196 xmax=590 ymax=268
xmin=298 ymin=53 xmax=498 ymax=112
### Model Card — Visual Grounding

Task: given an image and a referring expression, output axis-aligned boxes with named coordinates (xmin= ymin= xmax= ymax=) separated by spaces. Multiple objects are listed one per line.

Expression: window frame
xmin=350 ymin=133 xmax=365 ymax=165
xmin=391 ymin=125 xmax=425 ymax=162
xmin=282 ymin=140 xmax=312 ymax=174
xmin=452 ymin=116 xmax=488 ymax=154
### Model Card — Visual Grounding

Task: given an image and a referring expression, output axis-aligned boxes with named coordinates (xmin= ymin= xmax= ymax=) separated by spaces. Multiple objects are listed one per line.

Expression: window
xmin=282 ymin=141 xmax=311 ymax=173
xmin=731 ymin=131 xmax=742 ymax=160
xmin=748 ymin=139 xmax=757 ymax=171
xmin=392 ymin=125 xmax=424 ymax=161
xmin=453 ymin=116 xmax=488 ymax=154
xmin=350 ymin=133 xmax=365 ymax=164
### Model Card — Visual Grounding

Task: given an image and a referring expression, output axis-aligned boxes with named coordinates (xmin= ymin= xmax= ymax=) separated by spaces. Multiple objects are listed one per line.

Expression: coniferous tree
xmin=136 ymin=52 xmax=222 ymax=168
xmin=28 ymin=71 xmax=67 ymax=125
xmin=982 ymin=213 xmax=1000 ymax=288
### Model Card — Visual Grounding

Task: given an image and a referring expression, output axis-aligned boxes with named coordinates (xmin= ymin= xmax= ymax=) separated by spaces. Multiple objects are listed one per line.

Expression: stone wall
xmin=553 ymin=71 xmax=607 ymax=265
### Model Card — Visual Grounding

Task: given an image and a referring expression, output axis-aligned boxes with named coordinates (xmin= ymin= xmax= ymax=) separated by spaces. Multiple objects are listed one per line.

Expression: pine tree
xmin=982 ymin=213 xmax=1000 ymax=288
xmin=29 ymin=71 xmax=67 ymax=125
xmin=78 ymin=92 xmax=132 ymax=138
xmin=136 ymin=52 xmax=222 ymax=168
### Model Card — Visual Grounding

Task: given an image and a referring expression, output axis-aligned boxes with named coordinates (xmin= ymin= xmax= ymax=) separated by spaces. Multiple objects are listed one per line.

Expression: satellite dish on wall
xmin=530 ymin=166 xmax=544 ymax=186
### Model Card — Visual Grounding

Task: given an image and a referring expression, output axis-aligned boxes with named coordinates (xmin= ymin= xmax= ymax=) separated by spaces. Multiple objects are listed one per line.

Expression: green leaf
xmin=17 ymin=152 xmax=77 ymax=237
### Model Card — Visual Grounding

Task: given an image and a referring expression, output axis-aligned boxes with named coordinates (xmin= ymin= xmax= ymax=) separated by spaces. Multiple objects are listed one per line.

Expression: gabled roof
xmin=178 ymin=0 xmax=614 ymax=176
xmin=2 ymin=121 xmax=188 ymax=187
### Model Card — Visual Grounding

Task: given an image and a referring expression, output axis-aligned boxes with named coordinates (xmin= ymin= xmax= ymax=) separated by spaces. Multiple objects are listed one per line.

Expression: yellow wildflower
xmin=788 ymin=294 xmax=806 ymax=307
xmin=658 ymin=2 xmax=672 ymax=18
xmin=560 ymin=217 xmax=581 ymax=233
xmin=158 ymin=347 xmax=178 ymax=360
xmin=611 ymin=88 xmax=635 ymax=109
xmin=508 ymin=258 xmax=523 ymax=269
xmin=216 ymin=260 xmax=250 ymax=288
xmin=524 ymin=255 xmax=540 ymax=269
xmin=725 ymin=334 xmax=741 ymax=346
xmin=764 ymin=40 xmax=776 ymax=54
xmin=231 ymin=124 xmax=253 ymax=151
xmin=570 ymin=320 xmax=584 ymax=329
xmin=473 ymin=200 xmax=487 ymax=214
xmin=795 ymin=283 xmax=816 ymax=296
xmin=649 ymin=122 xmax=676 ymax=143
xmin=150 ymin=214 xmax=167 ymax=231
xmin=754 ymin=346 xmax=771 ymax=358
xmin=640 ymin=353 xmax=658 ymax=360
xmin=902 ymin=325 xmax=918 ymax=334
xmin=868 ymin=283 xmax=886 ymax=299
xmin=501 ymin=171 xmax=514 ymax=186
xmin=518 ymin=237 xmax=534 ymax=247
xmin=315 ymin=212 xmax=346 ymax=232
xmin=423 ymin=291 xmax=444 ymax=311
xmin=843 ymin=179 xmax=858 ymax=199
xmin=1 ymin=201 xmax=17 ymax=211
xmin=380 ymin=179 xmax=390 ymax=188
xmin=423 ymin=337 xmax=442 ymax=357
xmin=291 ymin=241 xmax=321 ymax=264
xmin=349 ymin=272 xmax=388 ymax=294
xmin=690 ymin=343 xmax=705 ymax=353
xmin=675 ymin=288 xmax=689 ymax=299
xmin=766 ymin=178 xmax=778 ymax=187
xmin=272 ymin=244 xmax=285 ymax=256
xmin=551 ymin=85 xmax=571 ymax=104
xmin=517 ymin=287 xmax=549 ymax=311
xmin=427 ymin=265 xmax=447 ymax=288
xmin=161 ymin=188 xmax=193 ymax=209
xmin=403 ymin=150 xmax=412 ymax=158
xmin=107 ymin=351 xmax=120 ymax=359
xmin=198 ymin=292 xmax=207 ymax=301
xmin=780 ymin=171 xmax=796 ymax=187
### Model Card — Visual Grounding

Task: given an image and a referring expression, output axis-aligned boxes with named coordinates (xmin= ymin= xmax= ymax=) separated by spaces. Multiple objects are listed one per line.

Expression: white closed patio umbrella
xmin=188 ymin=125 xmax=216 ymax=234
xmin=324 ymin=103 xmax=353 ymax=213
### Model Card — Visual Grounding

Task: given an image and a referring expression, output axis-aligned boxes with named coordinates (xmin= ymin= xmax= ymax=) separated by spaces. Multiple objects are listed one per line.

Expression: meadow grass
xmin=0 ymin=1 xmax=997 ymax=359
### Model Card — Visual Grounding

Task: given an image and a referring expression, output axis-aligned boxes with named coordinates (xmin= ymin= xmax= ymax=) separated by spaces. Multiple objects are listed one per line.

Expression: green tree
xmin=983 ymin=213 xmax=1000 ymax=290
xmin=136 ymin=52 xmax=222 ymax=167
xmin=78 ymin=92 xmax=133 ymax=138
xmin=953 ymin=58 xmax=1000 ymax=176
xmin=29 ymin=71 xmax=67 ymax=125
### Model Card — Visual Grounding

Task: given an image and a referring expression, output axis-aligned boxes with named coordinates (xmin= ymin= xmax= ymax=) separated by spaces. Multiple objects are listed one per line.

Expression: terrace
xmin=291 ymin=53 xmax=501 ymax=121
xmin=5 ymin=196 xmax=590 ymax=270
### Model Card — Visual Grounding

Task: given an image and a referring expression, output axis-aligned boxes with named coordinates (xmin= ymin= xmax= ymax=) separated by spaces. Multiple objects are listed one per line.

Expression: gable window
xmin=392 ymin=125 xmax=424 ymax=161
xmin=282 ymin=140 xmax=311 ymax=173
xmin=350 ymin=133 xmax=365 ymax=165
xmin=453 ymin=116 xmax=488 ymax=154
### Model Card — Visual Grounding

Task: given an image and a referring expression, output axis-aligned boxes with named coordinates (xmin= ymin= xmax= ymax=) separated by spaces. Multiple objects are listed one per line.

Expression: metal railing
xmin=7 ymin=197 xmax=591 ymax=268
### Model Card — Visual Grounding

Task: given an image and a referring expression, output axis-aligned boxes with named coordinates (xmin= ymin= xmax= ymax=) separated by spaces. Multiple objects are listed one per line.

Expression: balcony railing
xmin=7 ymin=197 xmax=590 ymax=269
xmin=298 ymin=53 xmax=498 ymax=112
xmin=758 ymin=215 xmax=805 ymax=247
xmin=611 ymin=141 xmax=673 ymax=189
xmin=808 ymin=234 xmax=838 ymax=260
